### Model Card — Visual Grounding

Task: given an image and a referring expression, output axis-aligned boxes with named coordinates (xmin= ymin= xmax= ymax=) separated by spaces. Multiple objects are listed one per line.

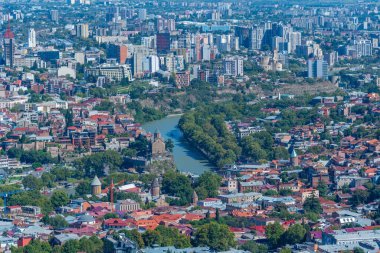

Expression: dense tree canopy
xmin=161 ymin=170 xmax=193 ymax=205
xmin=192 ymin=222 xmax=236 ymax=251
xmin=74 ymin=150 xmax=123 ymax=177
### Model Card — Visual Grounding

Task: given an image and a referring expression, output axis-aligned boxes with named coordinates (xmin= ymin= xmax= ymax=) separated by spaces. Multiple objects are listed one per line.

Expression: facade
xmin=218 ymin=192 xmax=262 ymax=204
xmin=156 ymin=33 xmax=171 ymax=54
xmin=133 ymin=46 xmax=151 ymax=77
xmin=86 ymin=64 xmax=132 ymax=81
xmin=28 ymin=28 xmax=36 ymax=48
xmin=289 ymin=32 xmax=301 ymax=52
xmin=175 ymin=71 xmax=190 ymax=88
xmin=3 ymin=26 xmax=15 ymax=67
xmin=151 ymin=130 xmax=166 ymax=156
xmin=223 ymin=57 xmax=243 ymax=77
xmin=138 ymin=9 xmax=147 ymax=20
xmin=322 ymin=230 xmax=380 ymax=245
xmin=107 ymin=44 xmax=128 ymax=64
xmin=50 ymin=10 xmax=59 ymax=23
xmin=116 ymin=199 xmax=141 ymax=212
xmin=354 ymin=39 xmax=372 ymax=57
xmin=75 ymin=24 xmax=89 ymax=39
xmin=250 ymin=27 xmax=264 ymax=50
xmin=307 ymin=59 xmax=328 ymax=80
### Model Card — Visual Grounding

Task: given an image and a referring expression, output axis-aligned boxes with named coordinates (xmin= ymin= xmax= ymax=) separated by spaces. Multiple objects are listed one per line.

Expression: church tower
xmin=151 ymin=178 xmax=160 ymax=197
xmin=91 ymin=175 xmax=102 ymax=195
xmin=290 ymin=148 xmax=299 ymax=167
xmin=192 ymin=191 xmax=198 ymax=206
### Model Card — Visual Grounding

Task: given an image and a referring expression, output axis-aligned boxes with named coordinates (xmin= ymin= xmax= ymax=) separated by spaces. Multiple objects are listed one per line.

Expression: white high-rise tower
xmin=28 ymin=28 xmax=36 ymax=48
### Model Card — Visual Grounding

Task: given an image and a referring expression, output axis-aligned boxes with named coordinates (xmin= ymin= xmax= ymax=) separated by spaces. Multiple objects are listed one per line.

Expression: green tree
xmin=353 ymin=247 xmax=365 ymax=253
xmin=161 ymin=170 xmax=193 ymax=205
xmin=11 ymin=239 xmax=52 ymax=253
xmin=62 ymin=239 xmax=79 ymax=253
xmin=194 ymin=171 xmax=221 ymax=200
xmin=240 ymin=241 xmax=268 ymax=253
xmin=42 ymin=215 xmax=69 ymax=229
xmin=279 ymin=247 xmax=292 ymax=253
xmin=265 ymin=222 xmax=285 ymax=248
xmin=74 ymin=150 xmax=123 ymax=177
xmin=303 ymin=194 xmax=323 ymax=214
xmin=350 ymin=190 xmax=369 ymax=206
xmin=75 ymin=180 xmax=91 ymax=196
xmin=78 ymin=236 xmax=103 ymax=253
xmin=119 ymin=229 xmax=144 ymax=248
xmin=317 ymin=181 xmax=328 ymax=197
xmin=103 ymin=213 xmax=119 ymax=219
xmin=155 ymin=226 xmax=191 ymax=248
xmin=51 ymin=190 xmax=70 ymax=209
xmin=22 ymin=175 xmax=44 ymax=191
xmin=142 ymin=230 xmax=161 ymax=247
xmin=281 ymin=224 xmax=306 ymax=245
xmin=193 ymin=222 xmax=236 ymax=251
xmin=165 ymin=139 xmax=174 ymax=152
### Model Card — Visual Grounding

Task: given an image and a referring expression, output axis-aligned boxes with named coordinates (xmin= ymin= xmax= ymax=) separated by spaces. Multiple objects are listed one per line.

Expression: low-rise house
xmin=218 ymin=192 xmax=262 ymax=204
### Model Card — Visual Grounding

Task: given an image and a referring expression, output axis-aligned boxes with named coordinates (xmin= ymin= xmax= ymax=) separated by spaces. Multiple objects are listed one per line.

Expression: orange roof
xmin=134 ymin=219 xmax=159 ymax=229
xmin=18 ymin=237 xmax=32 ymax=247
xmin=182 ymin=213 xmax=203 ymax=221
xmin=152 ymin=214 xmax=183 ymax=224
xmin=365 ymin=168 xmax=377 ymax=174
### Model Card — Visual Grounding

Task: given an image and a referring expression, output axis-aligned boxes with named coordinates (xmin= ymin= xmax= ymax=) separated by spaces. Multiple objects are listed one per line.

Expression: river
xmin=142 ymin=115 xmax=213 ymax=175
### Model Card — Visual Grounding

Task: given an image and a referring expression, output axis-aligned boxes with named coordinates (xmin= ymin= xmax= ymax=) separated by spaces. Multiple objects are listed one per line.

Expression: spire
xmin=152 ymin=178 xmax=159 ymax=187
xmin=4 ymin=17 xmax=14 ymax=39
xmin=91 ymin=175 xmax=101 ymax=186
xmin=192 ymin=190 xmax=198 ymax=206
xmin=290 ymin=149 xmax=298 ymax=158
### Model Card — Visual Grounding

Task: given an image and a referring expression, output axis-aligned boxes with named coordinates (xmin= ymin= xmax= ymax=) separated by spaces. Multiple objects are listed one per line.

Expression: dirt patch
xmin=275 ymin=81 xmax=338 ymax=96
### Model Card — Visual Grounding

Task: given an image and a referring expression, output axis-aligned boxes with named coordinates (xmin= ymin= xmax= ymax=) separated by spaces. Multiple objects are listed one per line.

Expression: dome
xmin=91 ymin=175 xmax=101 ymax=186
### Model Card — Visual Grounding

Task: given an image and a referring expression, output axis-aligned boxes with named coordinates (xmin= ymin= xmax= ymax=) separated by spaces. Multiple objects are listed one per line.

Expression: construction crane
xmin=0 ymin=190 xmax=23 ymax=214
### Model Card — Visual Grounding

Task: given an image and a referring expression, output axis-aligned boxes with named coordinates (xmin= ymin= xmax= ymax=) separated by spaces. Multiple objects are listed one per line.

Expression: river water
xmin=142 ymin=115 xmax=213 ymax=175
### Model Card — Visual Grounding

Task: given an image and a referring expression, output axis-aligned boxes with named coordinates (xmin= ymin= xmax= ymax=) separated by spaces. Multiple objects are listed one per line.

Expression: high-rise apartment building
xmin=308 ymin=59 xmax=328 ymax=80
xmin=28 ymin=28 xmax=37 ymax=48
xmin=223 ymin=57 xmax=244 ymax=77
xmin=50 ymin=10 xmax=59 ymax=23
xmin=107 ymin=44 xmax=128 ymax=64
xmin=138 ymin=9 xmax=147 ymax=20
xmin=289 ymin=32 xmax=301 ymax=53
xmin=156 ymin=33 xmax=171 ymax=54
xmin=250 ymin=27 xmax=264 ymax=50
xmin=76 ymin=24 xmax=89 ymax=39
xmin=3 ymin=25 xmax=15 ymax=67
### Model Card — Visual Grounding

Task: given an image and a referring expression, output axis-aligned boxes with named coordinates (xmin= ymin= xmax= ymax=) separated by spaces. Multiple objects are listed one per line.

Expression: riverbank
xmin=142 ymin=115 xmax=213 ymax=175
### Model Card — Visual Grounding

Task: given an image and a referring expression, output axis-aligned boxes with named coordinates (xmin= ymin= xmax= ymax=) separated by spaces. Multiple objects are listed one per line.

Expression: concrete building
xmin=75 ymin=24 xmax=89 ymax=39
xmin=307 ymin=59 xmax=328 ymax=80
xmin=3 ymin=25 xmax=15 ymax=67
xmin=107 ymin=44 xmax=128 ymax=64
xmin=116 ymin=199 xmax=141 ymax=212
xmin=28 ymin=28 xmax=36 ymax=48
xmin=138 ymin=9 xmax=147 ymax=20
xmin=289 ymin=32 xmax=301 ymax=53
xmin=50 ymin=10 xmax=59 ymax=23
xmin=85 ymin=64 xmax=132 ymax=81
xmin=156 ymin=33 xmax=171 ymax=54
xmin=223 ymin=57 xmax=243 ymax=77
